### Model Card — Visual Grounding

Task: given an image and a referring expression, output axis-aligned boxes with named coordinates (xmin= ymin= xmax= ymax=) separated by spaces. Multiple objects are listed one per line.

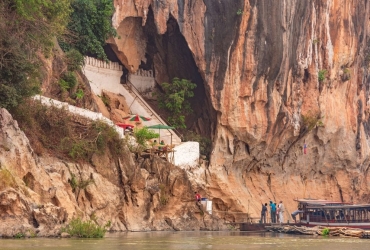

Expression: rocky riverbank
xmin=266 ymin=225 xmax=370 ymax=238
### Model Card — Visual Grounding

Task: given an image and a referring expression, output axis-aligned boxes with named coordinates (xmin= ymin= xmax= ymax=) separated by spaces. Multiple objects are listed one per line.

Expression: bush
xmin=65 ymin=49 xmax=85 ymax=71
xmin=158 ymin=77 xmax=197 ymax=128
xmin=301 ymin=112 xmax=324 ymax=131
xmin=322 ymin=228 xmax=330 ymax=236
xmin=318 ymin=69 xmax=327 ymax=82
xmin=59 ymin=71 xmax=77 ymax=91
xmin=133 ymin=127 xmax=159 ymax=153
xmin=61 ymin=218 xmax=110 ymax=238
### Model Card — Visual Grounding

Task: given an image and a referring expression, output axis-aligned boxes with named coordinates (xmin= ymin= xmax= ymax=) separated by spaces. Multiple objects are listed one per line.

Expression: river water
xmin=0 ymin=231 xmax=369 ymax=250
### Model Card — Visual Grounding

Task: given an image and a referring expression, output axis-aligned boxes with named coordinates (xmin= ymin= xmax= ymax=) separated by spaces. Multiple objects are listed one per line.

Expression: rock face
xmin=0 ymin=108 xmax=224 ymax=236
xmin=111 ymin=1 xmax=370 ymax=218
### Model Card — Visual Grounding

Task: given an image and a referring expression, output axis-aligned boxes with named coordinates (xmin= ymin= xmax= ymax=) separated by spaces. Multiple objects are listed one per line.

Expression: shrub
xmin=65 ymin=49 xmax=85 ymax=71
xmin=59 ymin=71 xmax=77 ymax=91
xmin=14 ymin=232 xmax=25 ymax=239
xmin=322 ymin=228 xmax=330 ymax=236
xmin=301 ymin=112 xmax=324 ymax=131
xmin=61 ymin=218 xmax=110 ymax=238
xmin=158 ymin=77 xmax=197 ymax=128
xmin=75 ymin=89 xmax=84 ymax=99
xmin=318 ymin=69 xmax=327 ymax=82
xmin=69 ymin=173 xmax=94 ymax=193
xmin=133 ymin=127 xmax=159 ymax=153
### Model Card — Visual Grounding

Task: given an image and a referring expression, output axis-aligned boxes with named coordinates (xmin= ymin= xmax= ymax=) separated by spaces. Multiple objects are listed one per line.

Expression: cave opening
xmin=139 ymin=7 xmax=215 ymax=139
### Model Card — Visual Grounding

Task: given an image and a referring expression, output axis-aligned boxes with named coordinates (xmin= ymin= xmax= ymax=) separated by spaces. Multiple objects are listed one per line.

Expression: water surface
xmin=1 ymin=231 xmax=369 ymax=250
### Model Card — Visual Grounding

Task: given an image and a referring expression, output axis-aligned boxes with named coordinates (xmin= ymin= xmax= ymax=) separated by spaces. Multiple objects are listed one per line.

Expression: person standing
xmin=194 ymin=192 xmax=201 ymax=202
xmin=278 ymin=201 xmax=285 ymax=223
xmin=260 ymin=203 xmax=268 ymax=224
xmin=269 ymin=201 xmax=276 ymax=223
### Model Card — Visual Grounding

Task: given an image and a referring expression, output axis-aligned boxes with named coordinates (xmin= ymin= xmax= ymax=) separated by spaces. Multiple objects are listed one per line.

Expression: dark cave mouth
xmin=108 ymin=7 xmax=215 ymax=138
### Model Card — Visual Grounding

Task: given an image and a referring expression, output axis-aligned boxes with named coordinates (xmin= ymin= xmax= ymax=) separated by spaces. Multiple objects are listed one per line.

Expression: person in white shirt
xmin=278 ymin=201 xmax=285 ymax=223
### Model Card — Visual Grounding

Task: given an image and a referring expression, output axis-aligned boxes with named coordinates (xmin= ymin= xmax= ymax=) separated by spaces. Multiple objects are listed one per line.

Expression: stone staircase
xmin=83 ymin=56 xmax=181 ymax=146
xmin=122 ymin=80 xmax=182 ymax=145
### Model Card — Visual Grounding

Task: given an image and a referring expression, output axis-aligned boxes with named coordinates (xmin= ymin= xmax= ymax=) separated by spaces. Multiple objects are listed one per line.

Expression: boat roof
xmin=296 ymin=199 xmax=370 ymax=209
xmin=296 ymin=198 xmax=350 ymax=205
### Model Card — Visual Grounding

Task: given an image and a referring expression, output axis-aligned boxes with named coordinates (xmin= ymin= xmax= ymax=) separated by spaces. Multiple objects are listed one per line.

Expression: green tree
xmin=158 ymin=78 xmax=197 ymax=128
xmin=60 ymin=0 xmax=116 ymax=60
xmin=133 ymin=127 xmax=159 ymax=153
xmin=0 ymin=0 xmax=71 ymax=110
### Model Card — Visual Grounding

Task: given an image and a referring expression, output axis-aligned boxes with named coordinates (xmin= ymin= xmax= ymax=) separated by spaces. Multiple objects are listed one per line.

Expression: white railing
xmin=32 ymin=95 xmax=124 ymax=138
xmin=84 ymin=56 xmax=122 ymax=71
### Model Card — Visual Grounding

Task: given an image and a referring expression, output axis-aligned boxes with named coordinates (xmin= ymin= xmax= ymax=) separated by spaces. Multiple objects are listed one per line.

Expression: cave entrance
xmin=139 ymin=7 xmax=215 ymax=140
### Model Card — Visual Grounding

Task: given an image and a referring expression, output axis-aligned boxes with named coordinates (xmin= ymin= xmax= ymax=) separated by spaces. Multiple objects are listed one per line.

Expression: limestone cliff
xmin=111 ymin=0 xmax=370 ymax=218
xmin=0 ymin=109 xmax=224 ymax=236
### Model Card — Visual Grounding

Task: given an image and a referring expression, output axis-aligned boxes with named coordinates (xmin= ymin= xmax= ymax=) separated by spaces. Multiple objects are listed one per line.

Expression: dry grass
xmin=0 ymin=169 xmax=17 ymax=191
xmin=12 ymin=99 xmax=124 ymax=162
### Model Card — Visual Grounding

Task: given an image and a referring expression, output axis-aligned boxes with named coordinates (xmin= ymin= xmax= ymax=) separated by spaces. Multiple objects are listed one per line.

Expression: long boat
xmin=296 ymin=198 xmax=370 ymax=229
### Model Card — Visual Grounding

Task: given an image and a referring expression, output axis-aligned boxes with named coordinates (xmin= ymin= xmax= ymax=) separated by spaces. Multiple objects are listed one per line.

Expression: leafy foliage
xmin=59 ymin=71 xmax=77 ymax=91
xmin=0 ymin=0 xmax=71 ymax=110
xmin=75 ymin=89 xmax=85 ymax=99
xmin=61 ymin=218 xmax=110 ymax=238
xmin=318 ymin=69 xmax=327 ymax=82
xmin=133 ymin=127 xmax=159 ymax=153
xmin=65 ymin=49 xmax=85 ymax=71
xmin=60 ymin=0 xmax=116 ymax=60
xmin=158 ymin=78 xmax=197 ymax=128
xmin=322 ymin=228 xmax=330 ymax=236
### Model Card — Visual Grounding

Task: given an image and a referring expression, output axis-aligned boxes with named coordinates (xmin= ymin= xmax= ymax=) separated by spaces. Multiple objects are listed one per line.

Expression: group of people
xmin=152 ymin=140 xmax=166 ymax=150
xmin=261 ymin=200 xmax=285 ymax=224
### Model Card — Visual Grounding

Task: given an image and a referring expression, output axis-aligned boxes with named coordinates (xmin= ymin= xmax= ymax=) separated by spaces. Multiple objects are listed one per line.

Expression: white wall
xmin=172 ymin=142 xmax=200 ymax=168
xmin=33 ymin=95 xmax=124 ymax=138
xmin=128 ymin=69 xmax=155 ymax=98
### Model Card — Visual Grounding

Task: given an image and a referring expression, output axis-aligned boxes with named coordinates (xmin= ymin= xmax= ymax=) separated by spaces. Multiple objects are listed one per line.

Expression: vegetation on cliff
xmin=61 ymin=218 xmax=111 ymax=238
xmin=158 ymin=77 xmax=197 ymax=129
xmin=0 ymin=0 xmax=71 ymax=110
xmin=12 ymin=99 xmax=123 ymax=161
xmin=59 ymin=0 xmax=117 ymax=61
xmin=0 ymin=0 xmax=116 ymax=110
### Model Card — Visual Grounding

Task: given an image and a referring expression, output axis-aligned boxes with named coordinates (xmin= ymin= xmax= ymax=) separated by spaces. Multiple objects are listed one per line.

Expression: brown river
xmin=1 ymin=231 xmax=369 ymax=250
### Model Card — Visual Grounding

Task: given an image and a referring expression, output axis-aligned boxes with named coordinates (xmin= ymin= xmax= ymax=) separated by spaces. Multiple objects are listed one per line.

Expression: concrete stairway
xmin=122 ymin=81 xmax=182 ymax=146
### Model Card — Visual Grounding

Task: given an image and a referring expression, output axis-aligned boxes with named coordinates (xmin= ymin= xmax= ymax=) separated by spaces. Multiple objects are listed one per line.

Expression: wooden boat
xmin=296 ymin=199 xmax=370 ymax=229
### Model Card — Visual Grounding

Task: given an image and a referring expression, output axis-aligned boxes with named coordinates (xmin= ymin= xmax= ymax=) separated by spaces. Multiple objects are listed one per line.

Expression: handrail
xmin=125 ymin=77 xmax=183 ymax=140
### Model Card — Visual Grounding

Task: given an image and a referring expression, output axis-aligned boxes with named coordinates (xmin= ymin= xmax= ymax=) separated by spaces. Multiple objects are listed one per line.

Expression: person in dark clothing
xmin=261 ymin=203 xmax=268 ymax=224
